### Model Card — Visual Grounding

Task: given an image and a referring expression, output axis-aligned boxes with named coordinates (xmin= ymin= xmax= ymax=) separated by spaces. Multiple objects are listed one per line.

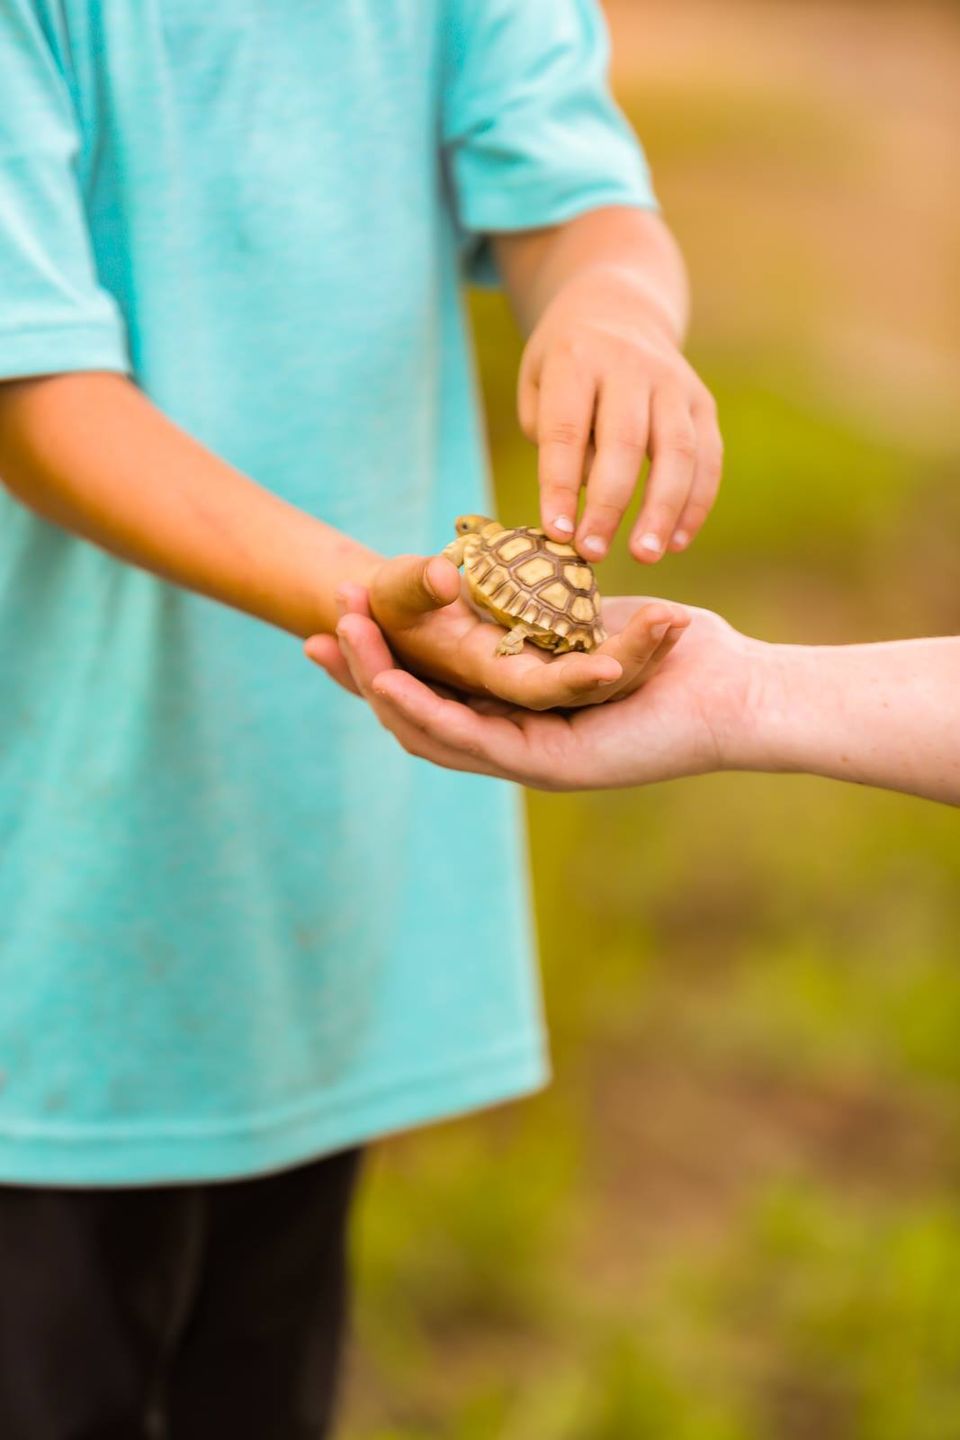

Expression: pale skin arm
xmin=493 ymin=208 xmax=723 ymax=563
xmin=309 ymin=600 xmax=960 ymax=808
xmin=742 ymin=637 xmax=960 ymax=804
xmin=0 ymin=372 xmax=683 ymax=709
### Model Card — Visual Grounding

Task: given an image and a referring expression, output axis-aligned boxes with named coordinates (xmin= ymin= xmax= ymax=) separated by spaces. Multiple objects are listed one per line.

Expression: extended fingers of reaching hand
xmin=669 ymin=392 xmax=724 ymax=552
xmin=527 ymin=345 xmax=724 ymax=564
xmin=575 ymin=375 xmax=649 ymax=562
xmin=631 ymin=384 xmax=723 ymax=560
xmin=527 ymin=353 xmax=596 ymax=544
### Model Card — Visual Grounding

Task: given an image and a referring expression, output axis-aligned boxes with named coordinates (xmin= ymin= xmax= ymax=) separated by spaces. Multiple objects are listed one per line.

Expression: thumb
xmin=370 ymin=553 xmax=461 ymax=631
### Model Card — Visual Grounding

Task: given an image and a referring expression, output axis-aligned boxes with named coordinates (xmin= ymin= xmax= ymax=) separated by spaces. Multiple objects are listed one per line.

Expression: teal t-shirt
xmin=0 ymin=0 xmax=655 ymax=1183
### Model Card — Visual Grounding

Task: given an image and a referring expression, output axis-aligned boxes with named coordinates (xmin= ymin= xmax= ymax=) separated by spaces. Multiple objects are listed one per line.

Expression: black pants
xmin=0 ymin=1148 xmax=362 ymax=1440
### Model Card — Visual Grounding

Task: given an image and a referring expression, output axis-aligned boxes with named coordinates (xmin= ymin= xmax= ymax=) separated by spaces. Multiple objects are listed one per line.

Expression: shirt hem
xmin=0 ymin=322 xmax=130 ymax=381
xmin=0 ymin=1041 xmax=550 ymax=1187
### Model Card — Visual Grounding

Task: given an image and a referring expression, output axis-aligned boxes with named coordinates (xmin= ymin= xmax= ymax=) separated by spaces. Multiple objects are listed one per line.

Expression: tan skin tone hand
xmin=364 ymin=555 xmax=689 ymax=711
xmin=495 ymin=208 xmax=723 ymax=564
xmin=0 ymin=374 xmax=686 ymax=715
xmin=0 ymin=209 xmax=710 ymax=715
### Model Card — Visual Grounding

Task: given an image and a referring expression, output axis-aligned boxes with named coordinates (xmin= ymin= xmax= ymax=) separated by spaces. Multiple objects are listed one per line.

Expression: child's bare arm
xmin=0 ymin=372 xmax=650 ymax=709
xmin=493 ymin=207 xmax=722 ymax=564
xmin=0 ymin=372 xmax=379 ymax=638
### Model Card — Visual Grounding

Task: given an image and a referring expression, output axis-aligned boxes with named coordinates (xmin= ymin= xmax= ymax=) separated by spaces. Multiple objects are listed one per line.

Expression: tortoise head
xmin=454 ymin=513 xmax=496 ymax=536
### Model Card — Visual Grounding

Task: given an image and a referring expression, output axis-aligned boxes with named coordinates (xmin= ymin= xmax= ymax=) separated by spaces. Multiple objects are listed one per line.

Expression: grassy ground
xmin=341 ymin=4 xmax=960 ymax=1436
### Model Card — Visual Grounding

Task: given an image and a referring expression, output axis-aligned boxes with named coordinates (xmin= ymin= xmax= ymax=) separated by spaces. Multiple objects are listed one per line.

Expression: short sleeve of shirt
xmin=440 ymin=0 xmax=657 ymax=281
xmin=0 ymin=1 xmax=129 ymax=379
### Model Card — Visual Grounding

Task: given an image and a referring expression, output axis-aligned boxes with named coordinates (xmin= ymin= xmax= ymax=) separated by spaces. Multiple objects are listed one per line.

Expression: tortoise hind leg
xmin=496 ymin=621 xmax=536 ymax=656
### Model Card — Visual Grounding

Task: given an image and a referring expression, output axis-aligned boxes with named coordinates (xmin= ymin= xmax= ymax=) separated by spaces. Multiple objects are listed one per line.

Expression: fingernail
xmin=672 ymin=530 xmax=690 ymax=549
xmin=650 ymin=623 xmax=669 ymax=642
xmin=637 ymin=533 xmax=662 ymax=557
xmin=582 ymin=535 xmax=607 ymax=558
xmin=553 ymin=515 xmax=575 ymax=535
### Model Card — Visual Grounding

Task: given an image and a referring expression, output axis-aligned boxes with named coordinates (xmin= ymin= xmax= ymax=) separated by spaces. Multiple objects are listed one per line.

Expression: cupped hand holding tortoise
xmin=314 ymin=592 xmax=960 ymax=808
xmin=311 ymin=520 xmax=690 ymax=715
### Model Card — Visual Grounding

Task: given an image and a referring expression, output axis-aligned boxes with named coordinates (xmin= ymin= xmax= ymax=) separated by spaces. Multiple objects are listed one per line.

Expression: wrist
xmin=281 ymin=527 xmax=381 ymax=639
xmin=706 ymin=637 xmax=795 ymax=775
xmin=544 ymin=261 xmax=684 ymax=347
xmin=586 ymin=261 xmax=686 ymax=345
xmin=718 ymin=641 xmax=822 ymax=776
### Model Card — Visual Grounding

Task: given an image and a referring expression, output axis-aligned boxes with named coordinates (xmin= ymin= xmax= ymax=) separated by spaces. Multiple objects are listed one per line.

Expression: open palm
xmin=309 ymin=594 xmax=758 ymax=791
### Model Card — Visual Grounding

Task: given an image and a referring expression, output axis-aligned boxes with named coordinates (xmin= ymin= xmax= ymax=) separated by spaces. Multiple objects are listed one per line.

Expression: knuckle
xmin=697 ymin=385 xmax=719 ymax=417
xmin=587 ymin=498 xmax=629 ymax=524
xmin=540 ymin=462 xmax=581 ymax=496
xmin=700 ymin=451 xmax=724 ymax=486
xmin=541 ymin=417 xmax=587 ymax=448
xmin=599 ymin=419 xmax=646 ymax=452
xmin=544 ymin=487 xmax=581 ymax=512
xmin=646 ymin=502 xmax=683 ymax=532
xmin=663 ymin=427 xmax=698 ymax=461
xmin=556 ymin=332 xmax=593 ymax=369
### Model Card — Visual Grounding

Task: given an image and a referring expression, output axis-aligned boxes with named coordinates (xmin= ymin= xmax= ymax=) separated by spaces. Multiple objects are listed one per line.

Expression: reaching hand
xmin=521 ymin=265 xmax=723 ymax=564
xmin=309 ymin=554 xmax=690 ymax=714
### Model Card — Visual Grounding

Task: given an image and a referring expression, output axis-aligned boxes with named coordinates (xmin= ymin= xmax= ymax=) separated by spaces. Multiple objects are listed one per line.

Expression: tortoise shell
xmin=464 ymin=524 xmax=606 ymax=653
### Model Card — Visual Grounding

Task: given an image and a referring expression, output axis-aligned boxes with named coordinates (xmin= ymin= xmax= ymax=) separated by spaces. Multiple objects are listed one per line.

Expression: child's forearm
xmin=492 ymin=207 xmax=689 ymax=339
xmin=0 ymin=373 xmax=380 ymax=638
xmin=737 ymin=638 xmax=960 ymax=805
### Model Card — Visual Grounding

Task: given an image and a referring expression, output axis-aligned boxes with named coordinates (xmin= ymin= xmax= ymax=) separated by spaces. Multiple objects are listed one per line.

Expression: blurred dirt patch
xmin=580 ymin=1043 xmax=955 ymax=1258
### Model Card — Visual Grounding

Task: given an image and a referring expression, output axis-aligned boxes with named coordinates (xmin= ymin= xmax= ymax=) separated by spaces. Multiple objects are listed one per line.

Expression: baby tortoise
xmin=443 ymin=514 xmax=607 ymax=656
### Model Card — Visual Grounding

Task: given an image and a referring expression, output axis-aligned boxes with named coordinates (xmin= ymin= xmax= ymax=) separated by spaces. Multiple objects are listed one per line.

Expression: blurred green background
xmin=342 ymin=3 xmax=960 ymax=1436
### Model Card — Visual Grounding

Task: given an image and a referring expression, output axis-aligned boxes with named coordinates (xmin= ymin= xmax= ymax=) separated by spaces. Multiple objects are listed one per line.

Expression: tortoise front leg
xmin=442 ymin=537 xmax=469 ymax=567
xmin=496 ymin=621 xmax=536 ymax=657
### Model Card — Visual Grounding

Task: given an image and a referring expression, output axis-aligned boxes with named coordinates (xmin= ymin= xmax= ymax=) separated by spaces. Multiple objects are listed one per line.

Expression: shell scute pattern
xmin=459 ymin=521 xmax=606 ymax=653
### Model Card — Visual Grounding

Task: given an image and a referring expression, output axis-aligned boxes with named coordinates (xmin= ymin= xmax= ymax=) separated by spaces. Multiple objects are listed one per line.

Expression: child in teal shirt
xmin=0 ymin=0 xmax=720 ymax=1432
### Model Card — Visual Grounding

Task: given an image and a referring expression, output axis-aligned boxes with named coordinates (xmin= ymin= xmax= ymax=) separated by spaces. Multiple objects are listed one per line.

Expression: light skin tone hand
xmin=495 ymin=209 xmax=723 ymax=564
xmin=308 ymin=598 xmax=960 ymax=808
xmin=306 ymin=592 xmax=693 ymax=767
